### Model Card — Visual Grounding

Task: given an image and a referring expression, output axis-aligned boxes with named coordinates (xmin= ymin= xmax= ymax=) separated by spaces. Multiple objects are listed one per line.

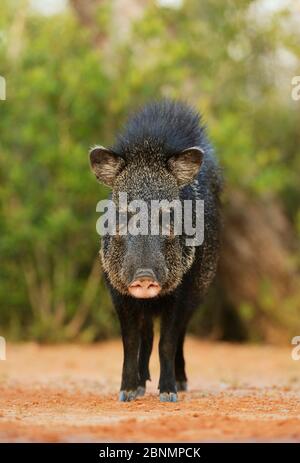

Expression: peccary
xmin=89 ymin=99 xmax=222 ymax=402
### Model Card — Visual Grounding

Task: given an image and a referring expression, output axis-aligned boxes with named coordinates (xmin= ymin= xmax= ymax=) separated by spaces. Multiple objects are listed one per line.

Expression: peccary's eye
xmin=116 ymin=211 xmax=128 ymax=237
xmin=160 ymin=210 xmax=175 ymax=237
xmin=161 ymin=222 xmax=174 ymax=237
xmin=116 ymin=222 xmax=127 ymax=237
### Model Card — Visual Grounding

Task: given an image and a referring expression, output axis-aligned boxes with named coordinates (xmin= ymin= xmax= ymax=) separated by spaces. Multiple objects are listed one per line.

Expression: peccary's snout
xmin=128 ymin=268 xmax=161 ymax=298
xmin=121 ymin=236 xmax=167 ymax=298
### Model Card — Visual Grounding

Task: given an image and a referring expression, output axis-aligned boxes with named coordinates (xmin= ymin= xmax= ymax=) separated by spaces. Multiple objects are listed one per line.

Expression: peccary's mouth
xmin=128 ymin=268 xmax=162 ymax=299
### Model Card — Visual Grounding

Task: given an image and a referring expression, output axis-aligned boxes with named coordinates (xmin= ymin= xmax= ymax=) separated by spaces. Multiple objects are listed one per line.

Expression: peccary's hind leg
xmin=137 ymin=315 xmax=154 ymax=397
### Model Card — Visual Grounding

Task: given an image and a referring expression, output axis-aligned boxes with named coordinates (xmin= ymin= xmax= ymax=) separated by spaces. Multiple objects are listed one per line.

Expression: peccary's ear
xmin=168 ymin=146 xmax=204 ymax=186
xmin=89 ymin=146 xmax=125 ymax=187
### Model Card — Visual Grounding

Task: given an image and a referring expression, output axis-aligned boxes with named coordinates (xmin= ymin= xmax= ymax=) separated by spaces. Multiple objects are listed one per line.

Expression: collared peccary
xmin=89 ymin=99 xmax=222 ymax=402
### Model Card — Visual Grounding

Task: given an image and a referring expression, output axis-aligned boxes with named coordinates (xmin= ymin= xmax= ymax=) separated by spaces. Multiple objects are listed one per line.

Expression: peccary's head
xmin=89 ymin=100 xmax=205 ymax=298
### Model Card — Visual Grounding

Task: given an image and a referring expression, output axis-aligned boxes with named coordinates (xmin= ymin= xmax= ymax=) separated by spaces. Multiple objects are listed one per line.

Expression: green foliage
xmin=0 ymin=3 xmax=117 ymax=340
xmin=0 ymin=0 xmax=299 ymax=341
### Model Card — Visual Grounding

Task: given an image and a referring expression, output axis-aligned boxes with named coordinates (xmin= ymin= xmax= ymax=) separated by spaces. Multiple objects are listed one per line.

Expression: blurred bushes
xmin=0 ymin=0 xmax=299 ymax=342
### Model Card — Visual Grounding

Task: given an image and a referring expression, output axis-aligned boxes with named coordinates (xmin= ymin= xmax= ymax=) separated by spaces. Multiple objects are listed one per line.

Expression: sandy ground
xmin=0 ymin=337 xmax=300 ymax=442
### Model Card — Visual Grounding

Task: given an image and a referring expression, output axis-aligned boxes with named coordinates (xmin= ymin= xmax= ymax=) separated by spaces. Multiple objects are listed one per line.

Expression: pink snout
xmin=128 ymin=269 xmax=161 ymax=298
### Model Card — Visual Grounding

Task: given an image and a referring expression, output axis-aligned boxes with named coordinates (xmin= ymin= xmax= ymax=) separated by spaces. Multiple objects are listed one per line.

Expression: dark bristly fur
xmin=114 ymin=99 xmax=206 ymax=158
xmin=89 ymin=99 xmax=222 ymax=402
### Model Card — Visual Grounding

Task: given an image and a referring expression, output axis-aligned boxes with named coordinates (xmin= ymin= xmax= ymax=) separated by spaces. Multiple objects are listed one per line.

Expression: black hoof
xmin=119 ymin=390 xmax=138 ymax=402
xmin=176 ymin=380 xmax=187 ymax=391
xmin=136 ymin=386 xmax=146 ymax=397
xmin=159 ymin=392 xmax=178 ymax=402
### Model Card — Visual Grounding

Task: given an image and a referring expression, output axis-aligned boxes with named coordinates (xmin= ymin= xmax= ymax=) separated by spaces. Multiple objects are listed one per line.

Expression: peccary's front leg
xmin=137 ymin=314 xmax=154 ymax=396
xmin=117 ymin=305 xmax=142 ymax=402
xmin=175 ymin=330 xmax=188 ymax=391
xmin=175 ymin=308 xmax=195 ymax=391
xmin=158 ymin=305 xmax=181 ymax=402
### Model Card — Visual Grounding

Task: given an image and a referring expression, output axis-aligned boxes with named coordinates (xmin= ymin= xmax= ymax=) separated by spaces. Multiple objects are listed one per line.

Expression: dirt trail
xmin=0 ymin=337 xmax=300 ymax=442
